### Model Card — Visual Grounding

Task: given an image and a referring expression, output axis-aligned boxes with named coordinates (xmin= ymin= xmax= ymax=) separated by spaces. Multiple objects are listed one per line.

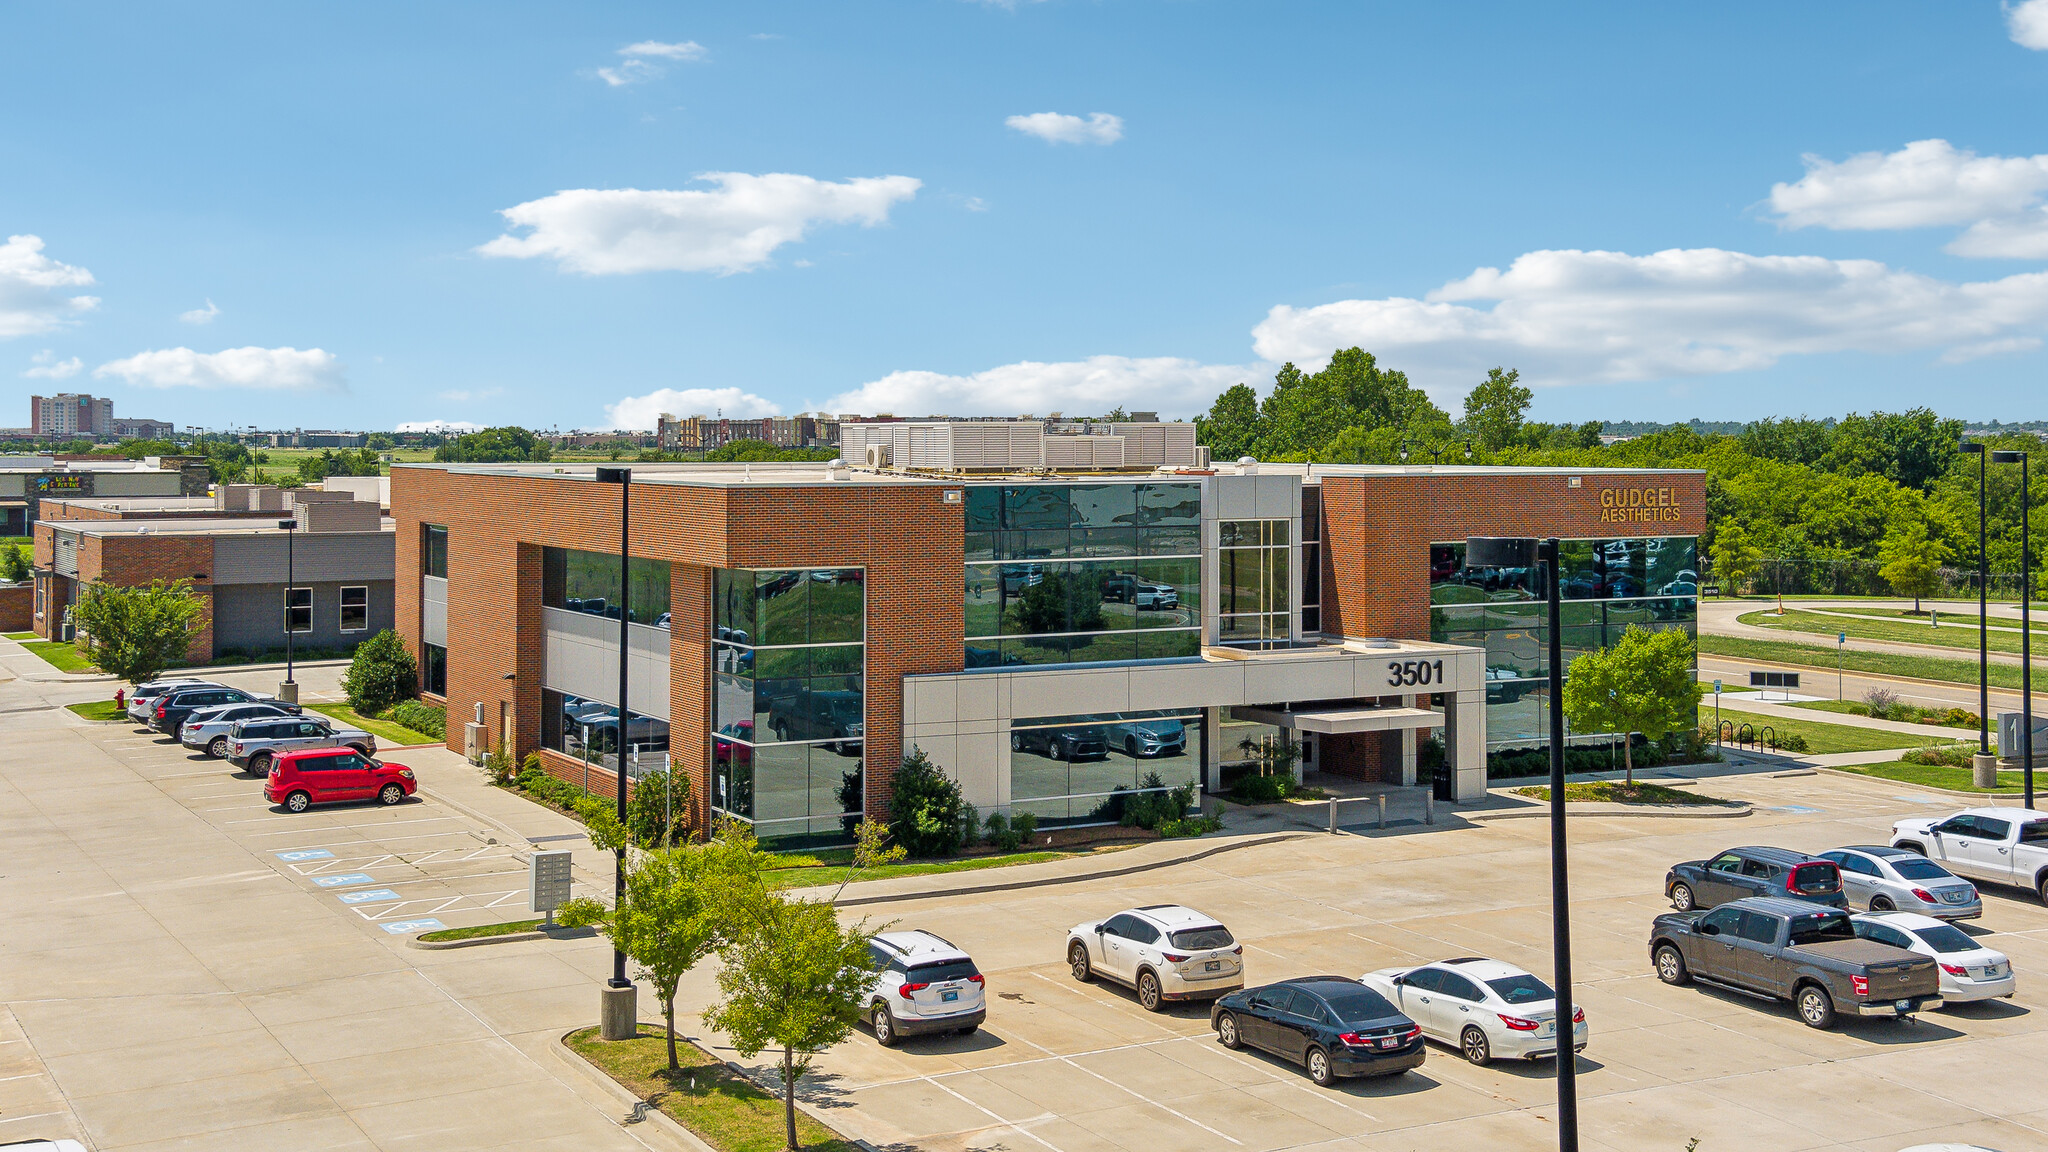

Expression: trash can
xmin=1431 ymin=762 xmax=1454 ymax=801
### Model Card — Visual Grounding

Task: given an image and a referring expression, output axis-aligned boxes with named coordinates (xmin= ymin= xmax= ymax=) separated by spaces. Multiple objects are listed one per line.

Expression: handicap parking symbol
xmin=312 ymin=873 xmax=377 ymax=888
xmin=381 ymin=919 xmax=445 ymax=935
xmin=276 ymin=849 xmax=335 ymax=862
xmin=337 ymin=889 xmax=401 ymax=905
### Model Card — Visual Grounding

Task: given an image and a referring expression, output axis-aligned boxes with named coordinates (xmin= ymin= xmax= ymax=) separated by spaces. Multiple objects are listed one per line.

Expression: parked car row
xmin=866 ymin=902 xmax=1588 ymax=1088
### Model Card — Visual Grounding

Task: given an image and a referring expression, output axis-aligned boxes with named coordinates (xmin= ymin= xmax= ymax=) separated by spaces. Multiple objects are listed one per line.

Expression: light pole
xmin=1962 ymin=441 xmax=1994 ymax=787
xmin=1994 ymin=449 xmax=2033 ymax=808
xmin=277 ymin=517 xmax=298 ymax=704
xmin=593 ymin=466 xmax=637 ymax=1040
xmin=1467 ymin=536 xmax=1577 ymax=1152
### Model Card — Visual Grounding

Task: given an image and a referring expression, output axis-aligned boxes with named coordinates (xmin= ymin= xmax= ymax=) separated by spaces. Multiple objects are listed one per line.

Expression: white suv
xmin=865 ymin=930 xmax=986 ymax=1045
xmin=1066 ymin=904 xmax=1243 ymax=1011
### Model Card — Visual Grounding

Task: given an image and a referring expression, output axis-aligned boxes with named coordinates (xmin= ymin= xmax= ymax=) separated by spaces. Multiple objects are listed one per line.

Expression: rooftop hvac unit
xmin=863 ymin=443 xmax=892 ymax=468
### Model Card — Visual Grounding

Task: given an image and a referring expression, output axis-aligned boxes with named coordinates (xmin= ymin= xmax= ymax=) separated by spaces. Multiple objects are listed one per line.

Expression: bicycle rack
xmin=1761 ymin=724 xmax=1778 ymax=751
xmin=1718 ymin=719 xmax=1734 ymax=746
xmin=1736 ymin=722 xmax=1756 ymax=750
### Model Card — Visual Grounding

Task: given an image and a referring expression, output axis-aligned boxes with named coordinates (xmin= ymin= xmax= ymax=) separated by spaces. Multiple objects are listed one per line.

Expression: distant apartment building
xmin=265 ymin=430 xmax=369 ymax=449
xmin=656 ymin=414 xmax=834 ymax=452
xmin=111 ymin=418 xmax=175 ymax=440
xmin=31 ymin=394 xmax=114 ymax=438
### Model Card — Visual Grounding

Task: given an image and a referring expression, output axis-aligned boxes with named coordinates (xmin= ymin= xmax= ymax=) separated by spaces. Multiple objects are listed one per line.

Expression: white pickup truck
xmin=1891 ymin=807 xmax=2048 ymax=904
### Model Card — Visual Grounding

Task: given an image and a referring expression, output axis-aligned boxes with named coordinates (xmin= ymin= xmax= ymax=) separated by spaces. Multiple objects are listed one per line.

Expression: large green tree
xmin=73 ymin=579 xmax=206 ymax=685
xmin=1462 ymin=367 xmax=1532 ymax=452
xmin=1194 ymin=383 xmax=1262 ymax=462
xmin=433 ymin=427 xmax=552 ymax=463
xmin=1708 ymin=520 xmax=1763 ymax=593
xmin=1561 ymin=626 xmax=1700 ymax=784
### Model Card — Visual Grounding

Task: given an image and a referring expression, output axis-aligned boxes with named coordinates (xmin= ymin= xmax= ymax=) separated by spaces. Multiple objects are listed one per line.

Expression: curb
xmin=817 ymin=832 xmax=1312 ymax=908
xmin=1812 ymin=765 xmax=2022 ymax=803
xmin=410 ymin=924 xmax=597 ymax=950
xmin=549 ymin=1026 xmax=718 ymax=1152
xmin=1467 ymin=801 xmax=1753 ymax=821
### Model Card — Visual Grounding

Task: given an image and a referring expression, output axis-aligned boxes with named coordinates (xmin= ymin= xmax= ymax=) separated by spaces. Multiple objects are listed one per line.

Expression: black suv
xmin=152 ymin=686 xmax=275 ymax=733
xmin=1012 ymin=725 xmax=1108 ymax=761
xmin=1665 ymin=846 xmax=1846 ymax=912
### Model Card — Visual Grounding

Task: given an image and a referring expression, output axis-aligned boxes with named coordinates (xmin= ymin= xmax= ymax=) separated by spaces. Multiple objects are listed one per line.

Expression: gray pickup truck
xmin=1649 ymin=896 xmax=1942 ymax=1029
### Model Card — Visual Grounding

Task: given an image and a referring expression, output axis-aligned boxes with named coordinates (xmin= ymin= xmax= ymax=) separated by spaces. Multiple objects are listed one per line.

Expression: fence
xmin=1732 ymin=558 xmax=2030 ymax=600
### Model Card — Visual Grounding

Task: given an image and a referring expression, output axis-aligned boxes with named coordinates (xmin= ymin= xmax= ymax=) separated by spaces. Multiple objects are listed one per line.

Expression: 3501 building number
xmin=1387 ymin=659 xmax=1444 ymax=687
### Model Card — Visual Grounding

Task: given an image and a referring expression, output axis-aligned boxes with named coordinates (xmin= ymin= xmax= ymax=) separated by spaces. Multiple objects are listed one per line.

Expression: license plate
xmin=1944 ymin=890 xmax=1968 ymax=904
xmin=1540 ymin=1022 xmax=1555 ymax=1037
xmin=1378 ymin=1037 xmax=1398 ymax=1049
xmin=1982 ymin=964 xmax=2006 ymax=978
xmin=1205 ymin=960 xmax=1221 ymax=972
xmin=942 ymin=990 xmax=959 ymax=1002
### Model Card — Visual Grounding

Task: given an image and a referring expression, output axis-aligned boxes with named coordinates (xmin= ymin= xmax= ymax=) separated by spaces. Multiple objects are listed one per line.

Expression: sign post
xmin=1713 ymin=680 xmax=1722 ymax=745
xmin=529 ymin=850 xmax=573 ymax=930
xmin=1837 ymin=632 xmax=1846 ymax=701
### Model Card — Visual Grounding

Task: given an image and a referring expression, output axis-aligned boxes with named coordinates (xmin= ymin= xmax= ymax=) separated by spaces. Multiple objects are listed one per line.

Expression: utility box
xmin=463 ymin=721 xmax=484 ymax=764
xmin=530 ymin=850 xmax=573 ymax=920
xmin=1998 ymin=713 xmax=2048 ymax=759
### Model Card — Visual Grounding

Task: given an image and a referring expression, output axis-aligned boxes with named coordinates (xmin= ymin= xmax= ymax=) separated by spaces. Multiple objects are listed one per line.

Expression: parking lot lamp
xmin=1993 ymin=449 xmax=2033 ymax=807
xmin=1962 ymin=441 xmax=1989 ymax=758
xmin=595 ymin=466 xmax=632 ymax=999
xmin=278 ymin=518 xmax=298 ymax=704
xmin=1466 ymin=535 xmax=1578 ymax=1152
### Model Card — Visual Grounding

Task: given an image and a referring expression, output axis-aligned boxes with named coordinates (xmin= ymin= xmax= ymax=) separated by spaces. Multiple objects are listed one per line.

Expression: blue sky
xmin=6 ymin=1 xmax=2048 ymax=434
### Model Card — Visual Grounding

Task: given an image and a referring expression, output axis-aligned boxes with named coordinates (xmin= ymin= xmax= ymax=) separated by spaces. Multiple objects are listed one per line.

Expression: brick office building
xmin=396 ymin=423 xmax=1704 ymax=849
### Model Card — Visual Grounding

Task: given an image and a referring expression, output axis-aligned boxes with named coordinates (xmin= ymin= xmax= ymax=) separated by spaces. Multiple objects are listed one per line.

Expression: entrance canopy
xmin=1231 ymin=703 xmax=1441 ymax=734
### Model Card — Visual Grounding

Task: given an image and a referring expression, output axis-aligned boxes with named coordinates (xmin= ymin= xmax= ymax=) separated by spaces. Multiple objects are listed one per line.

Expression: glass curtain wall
xmin=1301 ymin=488 xmax=1322 ymax=635
xmin=1009 ymin=707 xmax=1204 ymax=826
xmin=540 ymin=687 xmax=672 ymax=779
xmin=964 ymin=483 xmax=1202 ymax=666
xmin=1217 ymin=519 xmax=1290 ymax=647
xmin=1429 ymin=537 xmax=1699 ymax=746
xmin=541 ymin=547 xmax=672 ymax=627
xmin=710 ymin=567 xmax=865 ymax=848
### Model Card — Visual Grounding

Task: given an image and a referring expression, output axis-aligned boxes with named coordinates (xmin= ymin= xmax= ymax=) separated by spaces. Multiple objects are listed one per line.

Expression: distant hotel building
xmin=29 ymin=393 xmax=173 ymax=442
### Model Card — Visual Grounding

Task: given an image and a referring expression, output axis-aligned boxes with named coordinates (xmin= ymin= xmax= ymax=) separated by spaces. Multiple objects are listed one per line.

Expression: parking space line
xmin=919 ymin=1076 xmax=1067 ymax=1152
xmin=352 ymin=890 xmax=525 ymax=921
xmin=244 ymin=818 xmax=462 ymax=836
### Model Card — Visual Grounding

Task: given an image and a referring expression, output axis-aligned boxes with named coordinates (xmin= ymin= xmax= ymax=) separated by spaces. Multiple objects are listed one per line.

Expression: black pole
xmin=2000 ymin=450 xmax=2034 ymax=807
xmin=596 ymin=466 xmax=633 ymax=990
xmin=1543 ymin=537 xmax=1579 ymax=1151
xmin=1964 ymin=442 xmax=1989 ymax=754
xmin=279 ymin=518 xmax=296 ymax=684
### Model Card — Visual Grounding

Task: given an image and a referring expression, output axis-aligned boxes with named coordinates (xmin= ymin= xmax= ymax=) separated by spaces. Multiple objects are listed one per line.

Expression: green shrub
xmin=1 ymin=543 xmax=28 ymax=583
xmin=483 ymin=743 xmax=516 ymax=785
xmin=1773 ymin=732 xmax=1812 ymax=753
xmin=1159 ymin=813 xmax=1222 ymax=838
xmin=1012 ymin=810 xmax=1038 ymax=846
xmin=1230 ymin=774 xmax=1295 ymax=804
xmin=341 ymin=629 xmax=416 ymax=714
xmin=983 ymin=811 xmax=1022 ymax=852
xmin=382 ymin=699 xmax=445 ymax=739
xmin=888 ymin=746 xmax=966 ymax=858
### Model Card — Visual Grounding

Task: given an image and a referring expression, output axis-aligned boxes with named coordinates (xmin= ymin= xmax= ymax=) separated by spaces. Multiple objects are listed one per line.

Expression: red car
xmin=265 ymin=748 xmax=417 ymax=812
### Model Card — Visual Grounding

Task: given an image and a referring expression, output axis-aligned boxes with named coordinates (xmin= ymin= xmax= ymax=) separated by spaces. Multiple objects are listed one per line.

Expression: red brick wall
xmin=0 ymin=584 xmax=30 ymax=632
xmin=1320 ymin=471 xmax=1708 ymax=641
xmin=78 ymin=534 xmax=215 ymax=662
xmin=1318 ymin=731 xmax=1396 ymax=782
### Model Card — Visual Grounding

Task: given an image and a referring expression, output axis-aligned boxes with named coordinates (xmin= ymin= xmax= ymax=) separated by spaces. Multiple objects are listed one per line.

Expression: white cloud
xmin=824 ymin=355 xmax=1259 ymax=419
xmin=396 ymin=419 xmax=484 ymax=433
xmin=1250 ymin=247 xmax=2048 ymax=389
xmin=1766 ymin=139 xmax=2048 ymax=258
xmin=604 ymin=386 xmax=783 ymax=429
xmin=93 ymin=346 xmax=345 ymax=391
xmin=22 ymin=349 xmax=82 ymax=379
xmin=0 ymin=234 xmax=99 ymax=338
xmin=478 ymin=173 xmax=922 ymax=275
xmin=179 ymin=299 xmax=221 ymax=324
xmin=622 ymin=40 xmax=706 ymax=60
xmin=597 ymin=39 xmax=706 ymax=85
xmin=1005 ymin=111 xmax=1123 ymax=146
xmin=2011 ymin=0 xmax=2048 ymax=49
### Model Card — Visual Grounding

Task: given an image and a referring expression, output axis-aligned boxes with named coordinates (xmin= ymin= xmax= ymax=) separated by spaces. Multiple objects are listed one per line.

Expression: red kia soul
xmin=266 ymin=748 xmax=417 ymax=812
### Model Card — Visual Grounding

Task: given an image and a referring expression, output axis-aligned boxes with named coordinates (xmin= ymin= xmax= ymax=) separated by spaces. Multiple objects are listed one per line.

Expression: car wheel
xmin=2037 ymin=872 xmax=2048 ymax=906
xmin=1137 ymin=970 xmax=1164 ymax=1012
xmin=1669 ymin=883 xmax=1696 ymax=912
xmin=348 ymin=744 xmax=371 ymax=757
xmin=251 ymin=752 xmax=274 ymax=776
xmin=1871 ymin=895 xmax=1895 ymax=911
xmin=1216 ymin=1012 xmax=1243 ymax=1049
xmin=284 ymin=790 xmax=311 ymax=813
xmin=207 ymin=736 xmax=230 ymax=758
xmin=1796 ymin=984 xmax=1836 ymax=1030
xmin=1127 ymin=738 xmax=1141 ymax=758
xmin=1068 ymin=941 xmax=1092 ymax=982
xmin=1654 ymin=944 xmax=1690 ymax=986
xmin=1461 ymin=1026 xmax=1491 ymax=1065
xmin=1305 ymin=1045 xmax=1334 ymax=1087
xmin=871 ymin=1004 xmax=898 ymax=1047
xmin=1011 ymin=733 xmax=1023 ymax=751
xmin=378 ymin=784 xmax=404 ymax=806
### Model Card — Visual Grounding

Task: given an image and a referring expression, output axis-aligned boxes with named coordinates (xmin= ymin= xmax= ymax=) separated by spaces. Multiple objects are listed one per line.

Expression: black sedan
xmin=1210 ymin=977 xmax=1425 ymax=1086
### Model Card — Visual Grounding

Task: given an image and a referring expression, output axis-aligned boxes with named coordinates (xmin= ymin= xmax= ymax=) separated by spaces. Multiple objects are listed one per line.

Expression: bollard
xmin=1425 ymin=790 xmax=1435 ymax=826
xmin=1377 ymin=794 xmax=1387 ymax=829
xmin=1328 ymin=797 xmax=1337 ymax=834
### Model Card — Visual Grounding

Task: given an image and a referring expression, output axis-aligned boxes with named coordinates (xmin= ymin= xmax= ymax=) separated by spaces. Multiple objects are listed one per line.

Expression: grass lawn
xmin=1791 ymin=698 xmax=1978 ymax=730
xmin=1699 ymin=633 xmax=2029 ymax=691
xmin=19 ymin=640 xmax=95 ymax=673
xmin=4 ymin=631 xmax=37 ymax=640
xmin=305 ymin=702 xmax=441 ymax=746
xmin=565 ymin=1025 xmax=858 ymax=1152
xmin=769 ymin=848 xmax=1099 ymax=891
xmin=1832 ymin=761 xmax=2028 ymax=794
xmin=1740 ymin=607 xmax=2031 ymax=657
xmin=418 ymin=919 xmax=543 ymax=943
xmin=1512 ymin=781 xmax=1736 ymax=806
xmin=66 ymin=699 xmax=127 ymax=721
xmin=1703 ymin=704 xmax=1958 ymax=755
xmin=0 ymin=536 xmax=29 ymax=549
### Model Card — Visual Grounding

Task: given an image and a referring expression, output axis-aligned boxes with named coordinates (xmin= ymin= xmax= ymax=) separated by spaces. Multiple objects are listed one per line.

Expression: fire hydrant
xmin=114 ymin=688 xmax=125 ymax=710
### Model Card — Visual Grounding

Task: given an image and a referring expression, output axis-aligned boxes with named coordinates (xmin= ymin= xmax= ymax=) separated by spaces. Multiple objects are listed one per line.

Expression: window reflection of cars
xmin=1106 ymin=718 xmax=1185 ymax=758
xmin=1484 ymin=666 xmax=1528 ymax=701
xmin=1001 ymin=564 xmax=1044 ymax=594
xmin=965 ymin=646 xmax=1026 ymax=669
xmin=1012 ymin=725 xmax=1109 ymax=761
xmin=769 ymin=688 xmax=864 ymax=753
xmin=1101 ymin=573 xmax=1180 ymax=611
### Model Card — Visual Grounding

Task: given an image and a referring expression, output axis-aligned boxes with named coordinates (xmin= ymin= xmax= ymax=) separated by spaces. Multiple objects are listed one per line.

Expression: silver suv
xmin=865 ymin=930 xmax=986 ymax=1045
xmin=181 ymin=702 xmax=304 ymax=758
xmin=1067 ymin=904 xmax=1243 ymax=1011
xmin=227 ymin=716 xmax=375 ymax=774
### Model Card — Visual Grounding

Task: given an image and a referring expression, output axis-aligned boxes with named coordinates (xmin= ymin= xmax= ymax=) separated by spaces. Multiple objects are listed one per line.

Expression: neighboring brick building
xmin=396 ymin=434 xmax=1705 ymax=850
xmin=0 ymin=456 xmax=210 ymax=535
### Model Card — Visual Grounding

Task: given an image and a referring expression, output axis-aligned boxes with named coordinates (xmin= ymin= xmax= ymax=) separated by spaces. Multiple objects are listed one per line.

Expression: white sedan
xmin=1851 ymin=912 xmax=2015 ymax=1004
xmin=1360 ymin=957 xmax=1587 ymax=1064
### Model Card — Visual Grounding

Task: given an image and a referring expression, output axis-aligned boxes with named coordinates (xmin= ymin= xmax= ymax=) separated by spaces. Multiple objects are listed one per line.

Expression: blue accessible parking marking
xmin=337 ymin=889 xmax=402 ymax=905
xmin=381 ymin=918 xmax=445 ymax=935
xmin=276 ymin=849 xmax=335 ymax=862
xmin=1894 ymin=795 xmax=1940 ymax=804
xmin=311 ymin=873 xmax=377 ymax=888
xmin=1770 ymin=804 xmax=1824 ymax=814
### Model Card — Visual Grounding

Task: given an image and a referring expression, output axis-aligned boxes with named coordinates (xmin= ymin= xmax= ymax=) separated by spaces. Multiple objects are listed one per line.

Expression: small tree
xmin=888 ymin=745 xmax=967 ymax=858
xmin=1 ymin=543 xmax=28 ymax=583
xmin=1561 ymin=626 xmax=1700 ymax=785
xmin=704 ymin=894 xmax=878 ymax=1152
xmin=829 ymin=818 xmax=907 ymax=902
xmin=72 ymin=578 xmax=205 ymax=685
xmin=1461 ymin=366 xmax=1532 ymax=452
xmin=1877 ymin=518 xmax=1951 ymax=613
xmin=342 ymin=629 xmax=417 ymax=714
xmin=625 ymin=764 xmax=692 ymax=848
xmin=1708 ymin=520 xmax=1763 ymax=595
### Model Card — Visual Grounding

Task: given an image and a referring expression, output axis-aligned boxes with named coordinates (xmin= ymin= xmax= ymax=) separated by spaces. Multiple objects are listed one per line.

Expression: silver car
xmin=226 ymin=716 xmax=375 ymax=774
xmin=1820 ymin=845 xmax=1982 ymax=921
xmin=180 ymin=701 xmax=303 ymax=758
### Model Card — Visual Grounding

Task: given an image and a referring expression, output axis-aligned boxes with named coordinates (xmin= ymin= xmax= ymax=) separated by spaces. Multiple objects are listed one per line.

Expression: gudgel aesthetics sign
xmin=1598 ymin=485 xmax=1685 ymax=524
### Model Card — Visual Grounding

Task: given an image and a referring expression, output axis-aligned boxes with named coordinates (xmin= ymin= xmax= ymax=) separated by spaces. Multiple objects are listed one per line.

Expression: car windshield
xmin=1169 ymin=926 xmax=1234 ymax=950
xmin=1890 ymin=858 xmax=1952 ymax=881
xmin=1485 ymin=974 xmax=1554 ymax=1005
xmin=1319 ymin=989 xmax=1397 ymax=1022
xmin=1787 ymin=911 xmax=1855 ymax=946
xmin=1911 ymin=925 xmax=1978 ymax=954
xmin=905 ymin=959 xmax=978 ymax=982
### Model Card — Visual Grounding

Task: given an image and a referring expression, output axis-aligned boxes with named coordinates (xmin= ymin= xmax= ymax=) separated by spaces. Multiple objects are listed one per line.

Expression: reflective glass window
xmin=1069 ymin=484 xmax=1138 ymax=529
xmin=1138 ymin=524 xmax=1201 ymax=555
xmin=964 ymin=486 xmax=1003 ymax=532
xmin=714 ymin=569 xmax=755 ymax=643
xmin=1006 ymin=485 xmax=1070 ymax=531
xmin=754 ymin=571 xmax=810 ymax=645
xmin=808 ymin=569 xmax=863 ymax=643
xmin=1133 ymin=557 xmax=1198 ymax=626
xmin=543 ymin=547 xmax=670 ymax=626
xmin=422 ymin=524 xmax=448 ymax=579
xmin=1137 ymin=483 xmax=1201 ymax=525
